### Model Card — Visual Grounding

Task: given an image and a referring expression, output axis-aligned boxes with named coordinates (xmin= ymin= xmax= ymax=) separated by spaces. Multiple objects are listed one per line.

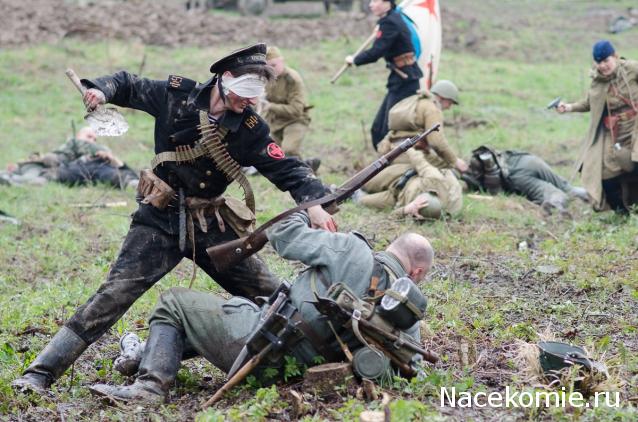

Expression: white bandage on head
xmin=221 ymin=73 xmax=266 ymax=98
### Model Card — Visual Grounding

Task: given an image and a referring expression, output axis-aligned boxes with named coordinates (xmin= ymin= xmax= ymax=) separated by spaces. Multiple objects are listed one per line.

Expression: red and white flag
xmin=399 ymin=0 xmax=442 ymax=90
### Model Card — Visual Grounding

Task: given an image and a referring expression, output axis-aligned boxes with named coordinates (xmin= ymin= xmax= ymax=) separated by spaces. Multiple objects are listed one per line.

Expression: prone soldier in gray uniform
xmin=13 ymin=44 xmax=336 ymax=394
xmin=464 ymin=146 xmax=589 ymax=214
xmin=89 ymin=212 xmax=434 ymax=403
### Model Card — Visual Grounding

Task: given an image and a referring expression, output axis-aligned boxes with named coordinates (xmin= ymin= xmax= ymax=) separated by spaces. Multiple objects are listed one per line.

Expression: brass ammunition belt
xmin=148 ymin=111 xmax=256 ymax=214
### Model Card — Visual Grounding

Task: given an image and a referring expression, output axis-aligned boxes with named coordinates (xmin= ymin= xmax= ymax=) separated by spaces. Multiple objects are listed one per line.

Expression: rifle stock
xmin=202 ymin=343 xmax=272 ymax=408
xmin=207 ymin=123 xmax=441 ymax=272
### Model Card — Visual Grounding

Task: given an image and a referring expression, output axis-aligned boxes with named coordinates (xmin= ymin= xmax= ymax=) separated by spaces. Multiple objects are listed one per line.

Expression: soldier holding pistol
xmin=557 ymin=40 xmax=638 ymax=214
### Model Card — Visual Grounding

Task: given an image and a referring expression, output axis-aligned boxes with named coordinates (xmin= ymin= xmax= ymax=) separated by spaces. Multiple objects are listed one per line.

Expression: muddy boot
xmin=113 ymin=332 xmax=146 ymax=377
xmin=12 ymin=326 xmax=88 ymax=394
xmin=90 ymin=323 xmax=183 ymax=403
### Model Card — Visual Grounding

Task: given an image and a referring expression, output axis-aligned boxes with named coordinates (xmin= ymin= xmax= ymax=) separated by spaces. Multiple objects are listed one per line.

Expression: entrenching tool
xmin=65 ymin=68 xmax=129 ymax=137
xmin=546 ymin=96 xmax=562 ymax=110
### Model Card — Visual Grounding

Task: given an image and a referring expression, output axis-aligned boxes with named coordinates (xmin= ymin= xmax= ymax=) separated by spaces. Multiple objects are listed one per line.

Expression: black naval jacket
xmin=354 ymin=9 xmax=423 ymax=88
xmin=82 ymin=71 xmax=327 ymax=204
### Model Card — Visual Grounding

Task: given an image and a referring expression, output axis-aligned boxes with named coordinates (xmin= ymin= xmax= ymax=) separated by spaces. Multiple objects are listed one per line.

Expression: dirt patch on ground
xmin=0 ymin=0 xmax=374 ymax=49
xmin=3 ymin=0 xmax=636 ymax=62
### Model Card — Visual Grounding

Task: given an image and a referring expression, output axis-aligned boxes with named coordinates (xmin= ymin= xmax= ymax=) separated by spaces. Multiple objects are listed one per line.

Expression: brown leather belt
xmin=393 ymin=52 xmax=416 ymax=68
xmin=603 ymin=108 xmax=637 ymax=131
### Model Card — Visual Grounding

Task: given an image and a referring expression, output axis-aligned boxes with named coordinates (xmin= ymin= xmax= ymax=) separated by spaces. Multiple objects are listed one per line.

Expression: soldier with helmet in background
xmin=463 ymin=146 xmax=589 ymax=215
xmin=354 ymin=80 xmax=465 ymax=219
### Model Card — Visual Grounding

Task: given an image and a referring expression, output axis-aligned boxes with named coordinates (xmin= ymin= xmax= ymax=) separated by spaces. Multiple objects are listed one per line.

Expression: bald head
xmin=386 ymin=233 xmax=434 ymax=283
xmin=76 ymin=127 xmax=97 ymax=143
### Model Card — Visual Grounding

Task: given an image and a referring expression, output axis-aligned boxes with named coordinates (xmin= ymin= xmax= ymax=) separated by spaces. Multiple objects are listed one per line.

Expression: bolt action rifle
xmin=206 ymin=123 xmax=441 ymax=272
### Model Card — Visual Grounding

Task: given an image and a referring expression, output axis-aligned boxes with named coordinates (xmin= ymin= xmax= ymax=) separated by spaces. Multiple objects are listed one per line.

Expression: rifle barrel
xmin=207 ymin=123 xmax=440 ymax=272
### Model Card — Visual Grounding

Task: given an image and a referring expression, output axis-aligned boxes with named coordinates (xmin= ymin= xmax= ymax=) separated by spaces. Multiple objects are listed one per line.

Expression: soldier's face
xmin=439 ymin=98 xmax=454 ymax=110
xmin=596 ymin=55 xmax=618 ymax=76
xmin=77 ymin=127 xmax=97 ymax=143
xmin=369 ymin=0 xmax=391 ymax=16
xmin=267 ymin=57 xmax=285 ymax=77
xmin=225 ymin=91 xmax=258 ymax=113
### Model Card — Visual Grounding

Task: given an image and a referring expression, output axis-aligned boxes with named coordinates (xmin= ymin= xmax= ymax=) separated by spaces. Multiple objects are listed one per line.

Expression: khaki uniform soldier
xmin=261 ymin=47 xmax=320 ymax=171
xmin=557 ymin=40 xmax=638 ymax=214
xmin=357 ymin=80 xmax=465 ymax=219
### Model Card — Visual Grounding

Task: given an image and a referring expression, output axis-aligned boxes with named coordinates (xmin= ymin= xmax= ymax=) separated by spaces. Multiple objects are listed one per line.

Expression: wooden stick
xmin=330 ymin=29 xmax=377 ymax=84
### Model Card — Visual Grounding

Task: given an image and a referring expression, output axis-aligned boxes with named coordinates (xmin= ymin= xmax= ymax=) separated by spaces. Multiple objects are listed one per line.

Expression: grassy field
xmin=1 ymin=1 xmax=638 ymax=420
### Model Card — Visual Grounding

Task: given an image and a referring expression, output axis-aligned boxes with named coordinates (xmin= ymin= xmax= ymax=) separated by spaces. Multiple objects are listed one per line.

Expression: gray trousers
xmin=150 ymin=287 xmax=261 ymax=373
xmin=506 ymin=154 xmax=572 ymax=205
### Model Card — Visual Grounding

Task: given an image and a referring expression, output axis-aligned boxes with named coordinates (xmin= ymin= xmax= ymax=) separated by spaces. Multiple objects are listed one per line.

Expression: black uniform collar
xmin=188 ymin=77 xmax=245 ymax=133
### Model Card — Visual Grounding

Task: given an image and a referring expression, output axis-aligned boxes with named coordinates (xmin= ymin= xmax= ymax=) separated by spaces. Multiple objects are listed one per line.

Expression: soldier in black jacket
xmin=13 ymin=44 xmax=337 ymax=394
xmin=346 ymin=0 xmax=423 ymax=149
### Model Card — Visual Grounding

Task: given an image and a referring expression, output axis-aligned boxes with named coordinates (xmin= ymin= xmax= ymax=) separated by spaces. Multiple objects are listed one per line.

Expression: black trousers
xmin=371 ymin=79 xmax=420 ymax=150
xmin=602 ymin=165 xmax=638 ymax=214
xmin=65 ymin=203 xmax=279 ymax=344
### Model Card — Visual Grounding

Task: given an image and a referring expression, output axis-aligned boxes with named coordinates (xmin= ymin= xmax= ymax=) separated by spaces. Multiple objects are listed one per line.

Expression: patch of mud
xmin=0 ymin=0 xmax=374 ymax=48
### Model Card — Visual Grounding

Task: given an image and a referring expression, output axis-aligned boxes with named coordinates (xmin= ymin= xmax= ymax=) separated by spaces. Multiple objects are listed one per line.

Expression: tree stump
xmin=302 ymin=362 xmax=354 ymax=397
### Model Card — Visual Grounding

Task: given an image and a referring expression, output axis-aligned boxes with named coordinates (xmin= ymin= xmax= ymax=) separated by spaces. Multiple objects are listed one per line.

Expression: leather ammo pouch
xmin=393 ymin=52 xmax=416 ymax=68
xmin=186 ymin=196 xmax=256 ymax=237
xmin=603 ymin=109 xmax=637 ymax=132
xmin=137 ymin=169 xmax=175 ymax=209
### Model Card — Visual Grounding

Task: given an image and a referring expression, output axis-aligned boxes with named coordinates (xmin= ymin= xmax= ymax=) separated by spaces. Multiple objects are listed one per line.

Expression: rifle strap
xmin=367 ymin=260 xmax=386 ymax=299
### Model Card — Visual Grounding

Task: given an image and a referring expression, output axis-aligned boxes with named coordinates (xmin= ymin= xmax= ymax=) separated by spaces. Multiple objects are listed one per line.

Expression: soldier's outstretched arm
xmin=81 ymin=70 xmax=166 ymax=117
xmin=266 ymin=213 xmax=364 ymax=271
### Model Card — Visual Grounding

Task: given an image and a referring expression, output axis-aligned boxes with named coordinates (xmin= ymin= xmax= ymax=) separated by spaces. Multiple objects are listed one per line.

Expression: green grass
xmin=2 ymin=1 xmax=638 ymax=420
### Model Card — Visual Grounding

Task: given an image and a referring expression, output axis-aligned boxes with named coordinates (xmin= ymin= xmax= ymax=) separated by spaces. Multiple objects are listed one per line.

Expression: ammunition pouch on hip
xmin=392 ymin=52 xmax=416 ymax=68
xmin=395 ymin=169 xmax=418 ymax=191
xmin=137 ymin=169 xmax=176 ymax=209
xmin=186 ymin=196 xmax=256 ymax=237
